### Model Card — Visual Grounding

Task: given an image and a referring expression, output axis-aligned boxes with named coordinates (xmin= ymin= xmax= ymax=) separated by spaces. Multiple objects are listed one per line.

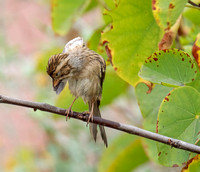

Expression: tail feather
xmin=99 ymin=125 xmax=108 ymax=147
xmin=89 ymin=100 xmax=108 ymax=147
xmin=89 ymin=123 xmax=97 ymax=141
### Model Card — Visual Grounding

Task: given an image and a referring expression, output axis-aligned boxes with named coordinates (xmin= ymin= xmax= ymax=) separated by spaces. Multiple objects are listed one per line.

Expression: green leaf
xmin=83 ymin=0 xmax=98 ymax=13
xmin=104 ymin=0 xmax=119 ymax=10
xmin=55 ymin=66 xmax=128 ymax=111
xmin=98 ymin=134 xmax=148 ymax=172
xmin=182 ymin=155 xmax=200 ymax=172
xmin=135 ymin=83 xmax=173 ymax=163
xmin=36 ymin=47 xmax=63 ymax=73
xmin=101 ymin=66 xmax=128 ymax=106
xmin=135 ymin=83 xmax=173 ymax=119
xmin=102 ymin=0 xmax=162 ymax=86
xmin=152 ymin=0 xmax=188 ymax=30
xmin=51 ymin=0 xmax=89 ymax=35
xmin=88 ymin=28 xmax=102 ymax=52
xmin=187 ymin=69 xmax=200 ymax=92
xmin=184 ymin=8 xmax=200 ymax=26
xmin=87 ymin=27 xmax=108 ymax=60
xmin=157 ymin=86 xmax=200 ymax=166
xmin=139 ymin=49 xmax=197 ymax=87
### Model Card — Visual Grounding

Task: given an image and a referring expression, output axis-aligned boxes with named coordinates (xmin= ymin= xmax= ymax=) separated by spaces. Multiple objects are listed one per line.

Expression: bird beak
xmin=53 ymin=79 xmax=60 ymax=89
xmin=53 ymin=79 xmax=66 ymax=95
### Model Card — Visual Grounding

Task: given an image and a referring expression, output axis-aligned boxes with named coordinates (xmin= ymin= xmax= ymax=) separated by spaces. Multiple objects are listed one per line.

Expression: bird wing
xmin=63 ymin=37 xmax=85 ymax=53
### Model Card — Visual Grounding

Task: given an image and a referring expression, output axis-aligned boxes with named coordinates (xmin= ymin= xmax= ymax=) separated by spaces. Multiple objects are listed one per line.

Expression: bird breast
xmin=66 ymin=47 xmax=105 ymax=103
xmin=68 ymin=77 xmax=102 ymax=103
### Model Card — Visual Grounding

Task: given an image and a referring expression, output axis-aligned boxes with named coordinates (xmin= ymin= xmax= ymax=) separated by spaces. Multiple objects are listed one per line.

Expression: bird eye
xmin=55 ymin=72 xmax=60 ymax=77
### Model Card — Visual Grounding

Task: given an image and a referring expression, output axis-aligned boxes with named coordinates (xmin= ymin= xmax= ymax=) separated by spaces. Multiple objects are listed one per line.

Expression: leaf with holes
xmin=182 ymin=154 xmax=200 ymax=172
xmin=135 ymin=83 xmax=173 ymax=163
xmin=152 ymin=0 xmax=187 ymax=30
xmin=157 ymin=86 xmax=200 ymax=166
xmin=187 ymin=71 xmax=200 ymax=93
xmin=102 ymin=0 xmax=162 ymax=86
xmin=139 ymin=49 xmax=197 ymax=86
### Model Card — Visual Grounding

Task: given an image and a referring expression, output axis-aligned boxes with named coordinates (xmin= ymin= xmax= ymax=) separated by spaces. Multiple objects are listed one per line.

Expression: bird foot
xmin=65 ymin=108 xmax=73 ymax=121
xmin=65 ymin=97 xmax=78 ymax=121
xmin=86 ymin=112 xmax=93 ymax=127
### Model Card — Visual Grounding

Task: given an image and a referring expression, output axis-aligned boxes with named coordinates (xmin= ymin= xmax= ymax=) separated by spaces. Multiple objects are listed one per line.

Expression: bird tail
xmin=89 ymin=100 xmax=108 ymax=147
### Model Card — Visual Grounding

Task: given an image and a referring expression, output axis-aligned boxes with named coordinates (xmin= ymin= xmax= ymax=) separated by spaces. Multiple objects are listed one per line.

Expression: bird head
xmin=46 ymin=53 xmax=71 ymax=94
xmin=46 ymin=37 xmax=86 ymax=95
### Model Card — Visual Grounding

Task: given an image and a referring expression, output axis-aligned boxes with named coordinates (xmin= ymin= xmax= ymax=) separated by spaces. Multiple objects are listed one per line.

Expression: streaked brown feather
xmin=46 ymin=43 xmax=108 ymax=147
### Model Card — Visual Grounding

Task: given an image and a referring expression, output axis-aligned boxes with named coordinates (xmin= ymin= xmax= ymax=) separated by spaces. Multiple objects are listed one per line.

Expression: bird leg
xmin=65 ymin=96 xmax=78 ymax=121
xmin=87 ymin=102 xmax=94 ymax=125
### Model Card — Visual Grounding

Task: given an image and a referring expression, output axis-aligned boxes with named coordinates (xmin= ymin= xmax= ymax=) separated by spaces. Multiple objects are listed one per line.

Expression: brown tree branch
xmin=0 ymin=94 xmax=200 ymax=154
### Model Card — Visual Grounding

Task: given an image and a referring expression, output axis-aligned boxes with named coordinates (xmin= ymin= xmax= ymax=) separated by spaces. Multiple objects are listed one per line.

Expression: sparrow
xmin=46 ymin=37 xmax=108 ymax=147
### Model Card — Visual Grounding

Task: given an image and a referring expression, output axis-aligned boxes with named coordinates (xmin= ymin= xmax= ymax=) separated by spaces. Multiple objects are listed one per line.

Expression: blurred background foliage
xmin=0 ymin=0 xmax=199 ymax=171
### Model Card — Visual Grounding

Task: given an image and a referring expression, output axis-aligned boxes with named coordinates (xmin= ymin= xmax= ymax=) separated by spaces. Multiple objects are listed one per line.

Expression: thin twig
xmin=188 ymin=0 xmax=200 ymax=7
xmin=0 ymin=94 xmax=200 ymax=154
xmin=187 ymin=0 xmax=200 ymax=10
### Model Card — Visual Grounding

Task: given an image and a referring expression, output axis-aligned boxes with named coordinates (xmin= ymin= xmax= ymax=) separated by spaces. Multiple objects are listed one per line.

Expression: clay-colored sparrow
xmin=46 ymin=37 xmax=108 ymax=147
